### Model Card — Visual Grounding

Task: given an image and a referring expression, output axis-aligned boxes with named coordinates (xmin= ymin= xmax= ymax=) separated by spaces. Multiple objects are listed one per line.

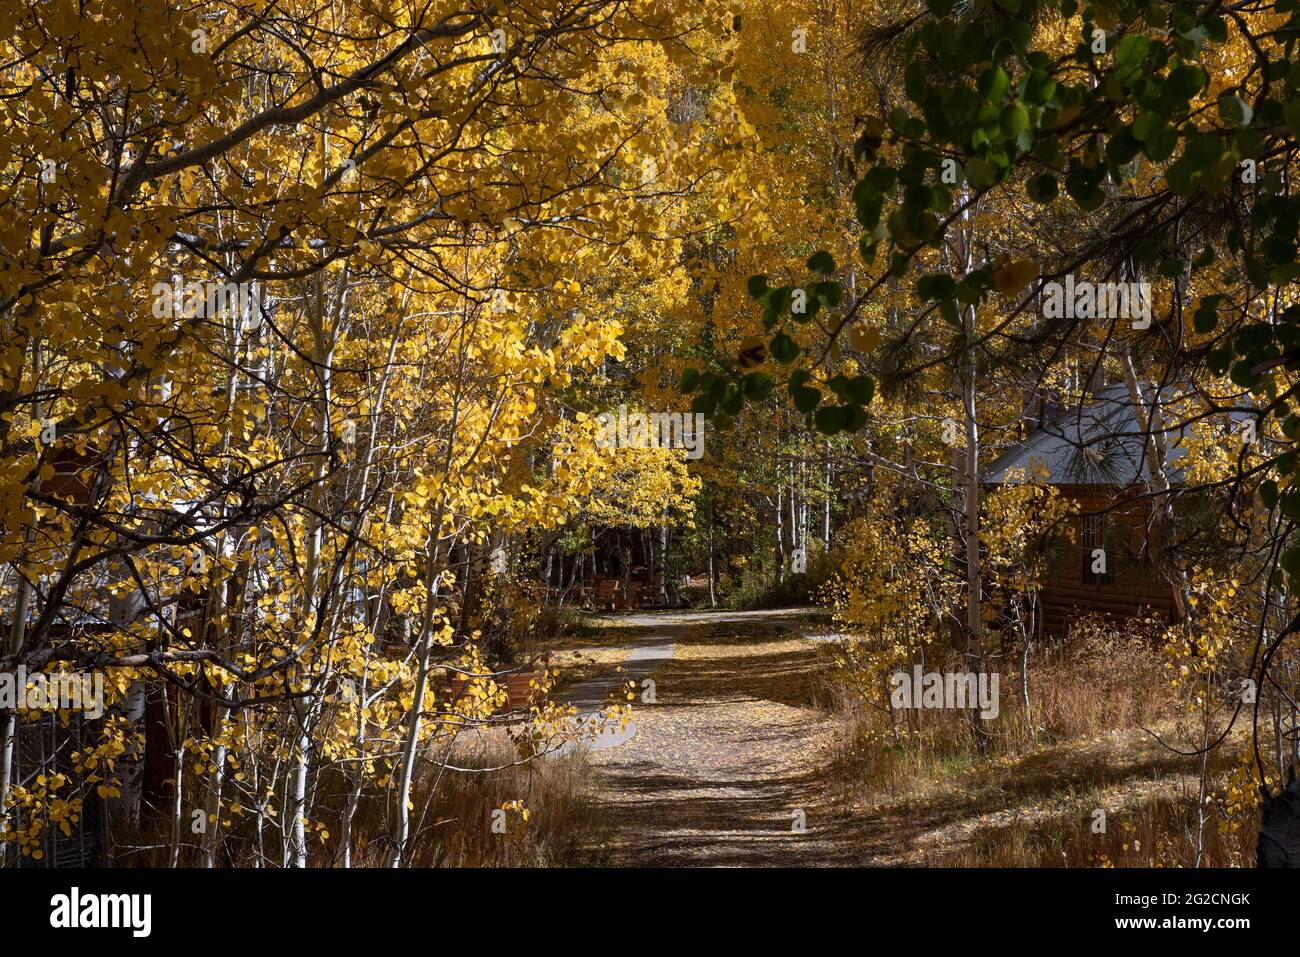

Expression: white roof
xmin=982 ymin=383 xmax=1250 ymax=486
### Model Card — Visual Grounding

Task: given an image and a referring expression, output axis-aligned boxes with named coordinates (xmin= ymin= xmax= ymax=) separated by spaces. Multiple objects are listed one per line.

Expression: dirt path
xmin=563 ymin=608 xmax=1212 ymax=867
xmin=568 ymin=608 xmax=855 ymax=865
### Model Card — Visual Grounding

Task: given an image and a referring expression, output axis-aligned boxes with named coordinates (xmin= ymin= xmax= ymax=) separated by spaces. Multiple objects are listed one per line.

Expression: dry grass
xmin=349 ymin=730 xmax=609 ymax=867
xmin=935 ymin=791 xmax=1256 ymax=867
xmin=820 ymin=615 xmax=1259 ymax=866
xmin=386 ymin=610 xmax=646 ymax=864
xmin=1012 ymin=616 xmax=1171 ymax=744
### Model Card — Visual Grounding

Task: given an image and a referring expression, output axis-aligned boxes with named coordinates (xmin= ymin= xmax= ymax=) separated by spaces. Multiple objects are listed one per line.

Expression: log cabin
xmin=980 ymin=383 xmax=1244 ymax=637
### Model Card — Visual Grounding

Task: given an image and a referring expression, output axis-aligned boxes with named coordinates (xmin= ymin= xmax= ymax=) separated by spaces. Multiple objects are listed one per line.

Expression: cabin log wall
xmin=1038 ymin=484 xmax=1176 ymax=636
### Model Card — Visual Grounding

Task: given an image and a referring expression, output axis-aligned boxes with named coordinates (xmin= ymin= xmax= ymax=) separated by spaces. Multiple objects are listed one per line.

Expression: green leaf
xmin=1261 ymin=479 xmax=1279 ymax=510
xmin=865 ymin=165 xmax=897 ymax=194
xmin=1115 ymin=34 xmax=1150 ymax=67
xmin=1281 ymin=546 xmax=1300 ymax=577
xmin=1165 ymin=156 xmax=1198 ymax=196
xmin=1284 ymin=96 xmax=1300 ymax=136
xmin=1217 ymin=93 xmax=1253 ymax=128
xmin=814 ymin=280 xmax=843 ymax=307
xmin=1065 ymin=164 xmax=1104 ymax=210
xmin=977 ymin=66 xmax=1010 ymax=102
xmin=767 ymin=286 xmax=793 ymax=314
xmin=1022 ymin=70 xmax=1057 ymax=105
xmin=843 ymin=403 xmax=870 ymax=432
xmin=742 ymin=371 xmax=773 ymax=400
xmin=1026 ymin=173 xmax=1058 ymax=203
xmin=1143 ymin=125 xmax=1179 ymax=162
xmin=770 ymin=333 xmax=800 ymax=364
xmin=845 ymin=374 xmax=875 ymax=405
xmin=1157 ymin=257 xmax=1185 ymax=279
xmin=691 ymin=393 xmax=718 ymax=417
xmin=1164 ymin=64 xmax=1207 ymax=105
xmin=791 ymin=384 xmax=822 ymax=413
xmin=964 ymin=156 xmax=998 ymax=187
xmin=1131 ymin=112 xmax=1163 ymax=143
xmin=1230 ymin=360 xmax=1261 ymax=389
xmin=679 ymin=367 xmax=700 ymax=393
xmin=806 ymin=251 xmax=836 ymax=274
xmin=746 ymin=275 xmax=768 ymax=298
xmin=917 ymin=273 xmax=957 ymax=300
xmin=1000 ymin=103 xmax=1029 ymax=136
xmin=814 ymin=405 xmax=847 ymax=434
xmin=1206 ymin=347 xmax=1232 ymax=375
xmin=1184 ymin=132 xmax=1224 ymax=170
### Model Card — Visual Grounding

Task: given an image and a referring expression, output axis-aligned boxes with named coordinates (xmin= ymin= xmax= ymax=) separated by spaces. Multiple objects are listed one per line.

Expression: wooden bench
xmin=593 ymin=577 xmax=619 ymax=610
xmin=448 ymin=670 xmax=545 ymax=711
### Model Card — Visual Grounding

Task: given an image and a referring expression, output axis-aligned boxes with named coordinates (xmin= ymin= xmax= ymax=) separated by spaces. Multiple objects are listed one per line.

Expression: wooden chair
xmin=593 ymin=577 xmax=619 ymax=610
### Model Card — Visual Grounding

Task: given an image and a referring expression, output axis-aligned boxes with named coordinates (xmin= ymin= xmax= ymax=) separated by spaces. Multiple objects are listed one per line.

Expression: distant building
xmin=981 ymin=384 xmax=1247 ymax=636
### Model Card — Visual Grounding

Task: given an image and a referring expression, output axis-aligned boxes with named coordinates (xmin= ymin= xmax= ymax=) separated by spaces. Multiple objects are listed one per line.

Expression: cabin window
xmin=1081 ymin=513 xmax=1114 ymax=585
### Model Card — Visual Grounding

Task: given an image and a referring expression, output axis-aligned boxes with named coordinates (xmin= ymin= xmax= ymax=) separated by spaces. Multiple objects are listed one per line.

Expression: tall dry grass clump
xmin=817 ymin=614 xmax=1257 ymax=865
xmin=343 ymin=732 xmax=607 ymax=867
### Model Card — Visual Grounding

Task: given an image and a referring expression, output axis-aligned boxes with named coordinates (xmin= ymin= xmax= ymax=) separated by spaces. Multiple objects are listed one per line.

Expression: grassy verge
xmin=819 ymin=616 xmax=1259 ymax=866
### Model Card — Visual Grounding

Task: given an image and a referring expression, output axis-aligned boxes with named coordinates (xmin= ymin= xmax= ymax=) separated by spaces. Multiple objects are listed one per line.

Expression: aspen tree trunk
xmin=799 ymin=459 xmax=808 ymax=550
xmin=287 ymin=271 xmax=340 ymax=868
xmin=0 ymin=679 xmax=17 ymax=868
xmin=620 ymin=539 xmax=633 ymax=606
xmin=0 ymin=553 xmax=30 ymax=863
xmin=1194 ymin=668 xmax=1212 ymax=867
xmin=1122 ymin=312 xmax=1226 ymax=859
xmin=659 ymin=521 xmax=669 ymax=605
xmin=336 ymin=312 xmax=403 ymax=866
xmin=707 ymin=493 xmax=717 ymax=608
xmin=1119 ymin=348 xmax=1212 ymax=860
xmin=170 ymin=742 xmax=187 ymax=867
xmin=390 ymin=538 xmax=445 ymax=866
xmin=961 ymin=318 xmax=989 ymax=755
xmin=1021 ymin=591 xmax=1037 ymax=739
xmin=168 ymin=693 xmax=195 ymax=867
xmin=391 ymin=278 xmax=476 ymax=866
xmin=776 ymin=482 xmax=786 ymax=583
xmin=823 ymin=443 xmax=832 ymax=547
xmin=2 ymin=340 xmax=44 ymax=867
xmin=946 ymin=198 xmax=988 ymax=754
xmin=789 ymin=459 xmax=798 ymax=554
xmin=0 ymin=710 xmax=13 ymax=867
xmin=817 ymin=0 xmax=845 ymax=561
xmin=244 ymin=717 xmax=266 ymax=867
xmin=202 ymin=667 xmax=232 ymax=867
xmin=645 ymin=528 xmax=654 ymax=597
xmin=1120 ymin=349 xmax=1193 ymax=616
xmin=201 ymin=275 xmax=255 ymax=868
